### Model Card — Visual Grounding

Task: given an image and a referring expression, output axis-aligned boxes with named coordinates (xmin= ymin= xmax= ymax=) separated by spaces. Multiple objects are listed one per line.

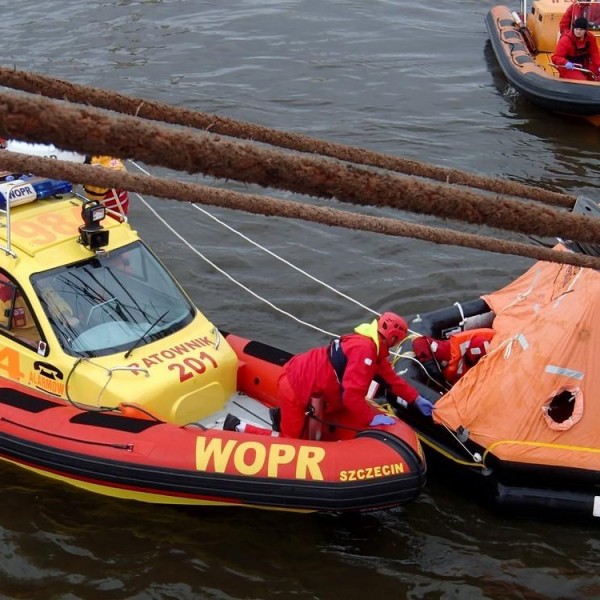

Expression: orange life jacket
xmin=413 ymin=328 xmax=495 ymax=385
xmin=443 ymin=328 xmax=495 ymax=383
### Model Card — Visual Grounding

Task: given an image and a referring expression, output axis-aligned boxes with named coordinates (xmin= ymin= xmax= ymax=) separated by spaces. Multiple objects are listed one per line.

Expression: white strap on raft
xmin=502 ymin=332 xmax=528 ymax=359
xmin=453 ymin=301 xmax=465 ymax=327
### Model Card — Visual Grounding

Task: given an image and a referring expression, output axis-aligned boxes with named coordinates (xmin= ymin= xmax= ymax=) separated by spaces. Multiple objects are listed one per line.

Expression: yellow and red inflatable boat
xmin=0 ymin=167 xmax=425 ymax=513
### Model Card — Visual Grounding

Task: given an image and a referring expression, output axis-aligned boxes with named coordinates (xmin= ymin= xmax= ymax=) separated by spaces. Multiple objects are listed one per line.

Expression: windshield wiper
xmin=124 ymin=310 xmax=169 ymax=359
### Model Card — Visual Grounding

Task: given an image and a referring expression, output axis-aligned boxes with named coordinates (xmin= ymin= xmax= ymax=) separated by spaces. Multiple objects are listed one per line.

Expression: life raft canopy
xmin=432 ymin=240 xmax=600 ymax=469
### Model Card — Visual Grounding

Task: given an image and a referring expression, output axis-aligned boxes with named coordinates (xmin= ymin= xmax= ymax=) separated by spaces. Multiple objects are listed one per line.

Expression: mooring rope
xmin=0 ymin=66 xmax=574 ymax=209
xmin=1 ymin=151 xmax=599 ymax=270
xmin=0 ymin=89 xmax=597 ymax=247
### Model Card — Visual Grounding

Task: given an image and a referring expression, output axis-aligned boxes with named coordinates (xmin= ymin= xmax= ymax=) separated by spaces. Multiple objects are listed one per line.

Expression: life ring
xmin=84 ymin=156 xmax=130 ymax=218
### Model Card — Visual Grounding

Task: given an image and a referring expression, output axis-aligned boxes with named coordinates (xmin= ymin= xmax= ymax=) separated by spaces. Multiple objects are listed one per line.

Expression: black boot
xmin=223 ymin=413 xmax=241 ymax=431
xmin=269 ymin=407 xmax=281 ymax=432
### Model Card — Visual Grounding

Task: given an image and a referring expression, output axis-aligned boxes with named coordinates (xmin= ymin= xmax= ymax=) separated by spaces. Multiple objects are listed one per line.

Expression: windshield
xmin=31 ymin=241 xmax=196 ymax=357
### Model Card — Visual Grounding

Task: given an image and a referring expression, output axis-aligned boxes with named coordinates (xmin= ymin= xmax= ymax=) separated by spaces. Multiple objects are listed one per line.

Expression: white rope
xmin=126 ymin=164 xmax=337 ymax=338
xmin=125 ymin=160 xmax=389 ymax=340
xmin=123 ymin=165 xmax=425 ymax=397
xmin=453 ymin=301 xmax=465 ymax=327
xmin=127 ymin=161 xmax=379 ymax=317
xmin=190 ymin=203 xmax=380 ymax=317
xmin=498 ymin=266 xmax=540 ymax=314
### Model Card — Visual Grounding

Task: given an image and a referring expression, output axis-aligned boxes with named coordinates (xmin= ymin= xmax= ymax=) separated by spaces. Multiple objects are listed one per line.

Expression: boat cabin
xmin=0 ymin=173 xmax=239 ymax=425
xmin=526 ymin=0 xmax=600 ymax=52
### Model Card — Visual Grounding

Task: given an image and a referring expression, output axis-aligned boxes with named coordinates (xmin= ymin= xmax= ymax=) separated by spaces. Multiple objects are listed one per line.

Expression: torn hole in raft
xmin=542 ymin=387 xmax=583 ymax=431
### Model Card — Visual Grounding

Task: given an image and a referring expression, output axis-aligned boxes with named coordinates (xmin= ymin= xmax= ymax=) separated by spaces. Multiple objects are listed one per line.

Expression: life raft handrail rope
xmin=0 ymin=66 xmax=574 ymax=209
xmin=1 ymin=91 xmax=598 ymax=251
xmin=454 ymin=301 xmax=466 ymax=327
xmin=432 ymin=416 xmax=486 ymax=464
xmin=416 ymin=433 xmax=488 ymax=469
xmin=130 ymin=190 xmax=338 ymax=339
xmin=1 ymin=153 xmax=600 ymax=271
xmin=484 ymin=438 xmax=600 ymax=459
xmin=128 ymin=160 xmax=380 ymax=318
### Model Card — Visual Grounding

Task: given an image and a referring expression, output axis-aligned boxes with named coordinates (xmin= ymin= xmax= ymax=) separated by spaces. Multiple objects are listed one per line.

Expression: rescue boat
xmin=0 ymin=162 xmax=425 ymax=513
xmin=485 ymin=0 xmax=600 ymax=125
xmin=386 ymin=196 xmax=600 ymax=520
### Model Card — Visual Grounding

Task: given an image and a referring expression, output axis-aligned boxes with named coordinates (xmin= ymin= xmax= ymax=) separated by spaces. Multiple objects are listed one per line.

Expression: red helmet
xmin=377 ymin=312 xmax=408 ymax=347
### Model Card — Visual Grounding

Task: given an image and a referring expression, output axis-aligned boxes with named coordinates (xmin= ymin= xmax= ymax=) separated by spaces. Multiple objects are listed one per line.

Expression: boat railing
xmin=549 ymin=62 xmax=598 ymax=80
xmin=0 ymin=185 xmax=127 ymax=260
xmin=0 ymin=201 xmax=17 ymax=259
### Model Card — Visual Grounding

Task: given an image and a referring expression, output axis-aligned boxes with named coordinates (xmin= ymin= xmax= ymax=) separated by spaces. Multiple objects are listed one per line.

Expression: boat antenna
xmin=520 ymin=0 xmax=527 ymax=23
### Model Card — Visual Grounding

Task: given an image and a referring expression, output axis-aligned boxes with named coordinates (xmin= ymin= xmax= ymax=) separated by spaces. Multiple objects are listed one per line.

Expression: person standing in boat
xmin=223 ymin=312 xmax=435 ymax=439
xmin=553 ymin=17 xmax=600 ymax=80
xmin=559 ymin=1 xmax=600 ymax=34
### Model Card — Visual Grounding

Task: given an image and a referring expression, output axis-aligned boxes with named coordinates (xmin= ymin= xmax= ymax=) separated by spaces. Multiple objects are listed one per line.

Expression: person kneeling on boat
xmin=552 ymin=17 xmax=600 ymax=80
xmin=224 ymin=312 xmax=434 ymax=439
xmin=412 ymin=328 xmax=494 ymax=387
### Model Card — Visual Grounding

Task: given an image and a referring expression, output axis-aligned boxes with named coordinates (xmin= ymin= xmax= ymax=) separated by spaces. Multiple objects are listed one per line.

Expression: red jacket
xmin=284 ymin=327 xmax=419 ymax=427
xmin=559 ymin=4 xmax=600 ymax=34
xmin=552 ymin=29 xmax=600 ymax=74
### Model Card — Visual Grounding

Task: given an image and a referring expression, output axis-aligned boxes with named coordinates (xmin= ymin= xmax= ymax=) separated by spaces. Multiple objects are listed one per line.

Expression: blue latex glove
xmin=565 ymin=61 xmax=574 ymax=70
xmin=415 ymin=395 xmax=434 ymax=417
xmin=370 ymin=414 xmax=396 ymax=427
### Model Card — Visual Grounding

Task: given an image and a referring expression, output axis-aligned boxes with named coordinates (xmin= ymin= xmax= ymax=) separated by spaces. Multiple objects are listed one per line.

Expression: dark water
xmin=4 ymin=1 xmax=600 ymax=599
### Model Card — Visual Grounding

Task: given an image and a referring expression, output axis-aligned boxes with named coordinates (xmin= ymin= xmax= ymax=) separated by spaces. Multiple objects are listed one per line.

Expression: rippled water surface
xmin=4 ymin=1 xmax=600 ymax=599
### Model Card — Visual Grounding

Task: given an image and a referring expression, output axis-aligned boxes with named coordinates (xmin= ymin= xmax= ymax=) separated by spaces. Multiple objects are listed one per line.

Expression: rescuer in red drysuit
xmin=553 ymin=17 xmax=600 ymax=80
xmin=223 ymin=312 xmax=434 ymax=439
xmin=559 ymin=1 xmax=600 ymax=34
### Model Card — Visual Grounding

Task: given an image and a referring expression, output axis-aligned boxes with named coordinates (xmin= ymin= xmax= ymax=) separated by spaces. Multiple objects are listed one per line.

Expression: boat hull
xmin=485 ymin=5 xmax=600 ymax=123
xmin=0 ymin=340 xmax=426 ymax=513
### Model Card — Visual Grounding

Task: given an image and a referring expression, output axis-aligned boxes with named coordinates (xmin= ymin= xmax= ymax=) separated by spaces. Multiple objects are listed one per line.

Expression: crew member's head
xmin=573 ymin=17 xmax=589 ymax=37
